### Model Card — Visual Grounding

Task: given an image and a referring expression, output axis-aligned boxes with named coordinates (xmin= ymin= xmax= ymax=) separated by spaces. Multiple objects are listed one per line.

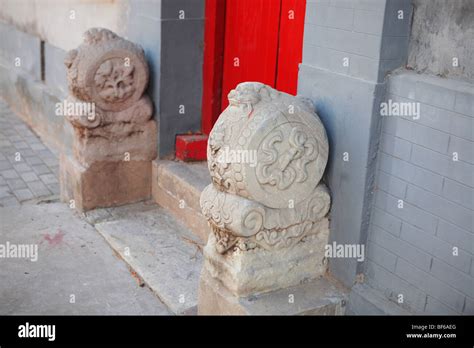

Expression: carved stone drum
xmin=199 ymin=82 xmax=332 ymax=306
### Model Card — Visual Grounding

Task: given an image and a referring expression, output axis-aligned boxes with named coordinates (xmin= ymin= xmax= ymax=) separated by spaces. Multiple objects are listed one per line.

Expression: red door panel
xmin=201 ymin=0 xmax=226 ymax=134
xmin=276 ymin=0 xmax=306 ymax=95
xmin=220 ymin=0 xmax=281 ymax=110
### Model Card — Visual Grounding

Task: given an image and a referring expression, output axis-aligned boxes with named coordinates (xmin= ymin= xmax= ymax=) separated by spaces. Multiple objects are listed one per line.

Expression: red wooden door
xmin=220 ymin=0 xmax=281 ymax=110
xmin=180 ymin=0 xmax=306 ymax=161
xmin=276 ymin=0 xmax=306 ymax=95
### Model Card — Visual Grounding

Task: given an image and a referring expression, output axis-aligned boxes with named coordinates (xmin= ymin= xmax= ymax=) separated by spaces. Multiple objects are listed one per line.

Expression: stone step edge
xmin=152 ymin=160 xmax=210 ymax=242
xmin=91 ymin=207 xmax=204 ymax=315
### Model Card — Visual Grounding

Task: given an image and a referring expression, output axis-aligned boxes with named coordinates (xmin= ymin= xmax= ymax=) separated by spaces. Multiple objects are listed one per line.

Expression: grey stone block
xmin=30 ymin=143 xmax=46 ymax=151
xmin=1 ymin=169 xmax=19 ymax=179
xmin=0 ymin=185 xmax=13 ymax=199
xmin=464 ymin=296 xmax=474 ymax=314
xmin=442 ymin=178 xmax=473 ymax=210
xmin=367 ymin=241 xmax=397 ymax=271
xmin=395 ymin=258 xmax=465 ymax=313
xmin=383 ymin=116 xmax=450 ymax=154
xmin=13 ymin=141 xmax=29 ymax=150
xmin=348 ymin=283 xmax=413 ymax=315
xmin=353 ymin=8 xmax=384 ymax=35
xmin=349 ymin=54 xmax=380 ymax=81
xmin=448 ymin=135 xmax=474 ymax=164
xmin=330 ymin=0 xmax=355 ymax=9
xmin=436 ymin=220 xmax=474 ymax=255
xmin=424 ymin=296 xmax=459 ymax=315
xmin=323 ymin=27 xmax=379 ymax=58
xmin=39 ymin=173 xmax=58 ymax=185
xmin=370 ymin=224 xmax=432 ymax=271
xmin=327 ymin=6 xmax=354 ymax=30
xmin=6 ymin=178 xmax=27 ymax=190
xmin=26 ymin=180 xmax=51 ymax=197
xmin=375 ymin=189 xmax=438 ymax=233
xmin=13 ymin=163 xmax=31 ymax=173
xmin=46 ymin=183 xmax=59 ymax=195
xmin=454 ymin=90 xmax=474 ymax=117
xmin=378 ymin=153 xmax=443 ymax=194
xmin=353 ymin=0 xmax=386 ymax=11
xmin=303 ymin=45 xmax=348 ymax=74
xmin=31 ymin=162 xmax=51 ymax=175
xmin=13 ymin=188 xmax=33 ymax=202
xmin=406 ymin=184 xmax=472 ymax=233
xmin=366 ymin=260 xmax=427 ymax=312
xmin=410 ymin=144 xmax=473 ymax=188
xmin=376 ymin=170 xmax=407 ymax=198
xmin=308 ymin=3 xmax=329 ymax=26
xmin=388 ymin=72 xmax=423 ymax=99
xmin=418 ymin=102 xmax=473 ymax=141
xmin=415 ymin=79 xmax=456 ymax=110
xmin=42 ymin=157 xmax=57 ymax=167
xmin=94 ymin=206 xmax=203 ymax=314
xmin=0 ymin=160 xmax=13 ymax=170
xmin=430 ymin=259 xmax=474 ymax=298
xmin=25 ymin=157 xmax=43 ymax=166
xmin=20 ymin=172 xmax=38 ymax=183
xmin=305 ymin=2 xmax=319 ymax=25
xmin=371 ymin=207 xmax=402 ymax=236
xmin=303 ymin=24 xmax=328 ymax=48
xmin=401 ymin=223 xmax=472 ymax=274
xmin=380 ymin=133 xmax=411 ymax=161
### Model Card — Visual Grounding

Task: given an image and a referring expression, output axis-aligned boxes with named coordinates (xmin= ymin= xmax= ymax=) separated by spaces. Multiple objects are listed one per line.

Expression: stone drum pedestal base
xmin=60 ymin=155 xmax=152 ymax=212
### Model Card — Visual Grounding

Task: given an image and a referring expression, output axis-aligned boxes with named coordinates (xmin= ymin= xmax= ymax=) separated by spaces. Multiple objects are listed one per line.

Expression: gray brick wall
xmin=299 ymin=0 xmax=413 ymax=287
xmin=303 ymin=0 xmax=411 ymax=82
xmin=367 ymin=70 xmax=474 ymax=314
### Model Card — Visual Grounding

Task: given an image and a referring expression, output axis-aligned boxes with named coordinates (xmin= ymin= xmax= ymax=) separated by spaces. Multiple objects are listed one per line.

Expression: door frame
xmin=176 ymin=0 xmax=306 ymax=161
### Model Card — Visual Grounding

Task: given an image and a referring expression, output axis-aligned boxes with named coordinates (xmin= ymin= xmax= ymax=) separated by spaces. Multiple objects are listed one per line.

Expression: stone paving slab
xmin=94 ymin=204 xmax=204 ymax=315
xmin=0 ymin=202 xmax=171 ymax=315
xmin=0 ymin=101 xmax=59 ymax=207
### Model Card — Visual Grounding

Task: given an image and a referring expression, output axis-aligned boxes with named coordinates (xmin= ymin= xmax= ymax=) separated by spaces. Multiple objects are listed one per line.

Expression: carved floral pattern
xmin=95 ymin=58 xmax=136 ymax=103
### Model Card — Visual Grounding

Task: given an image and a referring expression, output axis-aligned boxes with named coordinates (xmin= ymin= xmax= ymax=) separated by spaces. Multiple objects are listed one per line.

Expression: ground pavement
xmin=0 ymin=100 xmax=171 ymax=314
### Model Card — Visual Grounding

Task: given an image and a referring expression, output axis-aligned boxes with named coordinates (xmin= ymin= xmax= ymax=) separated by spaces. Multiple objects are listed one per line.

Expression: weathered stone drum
xmin=60 ymin=28 xmax=157 ymax=211
xmin=199 ymin=82 xmax=333 ymax=313
xmin=64 ymin=28 xmax=149 ymax=112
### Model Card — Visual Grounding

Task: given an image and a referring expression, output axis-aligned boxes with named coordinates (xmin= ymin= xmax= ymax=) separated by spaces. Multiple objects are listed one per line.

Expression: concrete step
xmin=151 ymin=160 xmax=210 ymax=242
xmin=91 ymin=202 xmax=204 ymax=315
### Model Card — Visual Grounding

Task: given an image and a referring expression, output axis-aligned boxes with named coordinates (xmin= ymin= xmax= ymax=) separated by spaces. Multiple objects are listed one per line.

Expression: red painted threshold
xmin=175 ymin=134 xmax=208 ymax=162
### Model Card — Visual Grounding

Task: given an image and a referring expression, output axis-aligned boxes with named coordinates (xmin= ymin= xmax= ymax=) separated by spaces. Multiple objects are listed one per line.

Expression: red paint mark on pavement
xmin=43 ymin=229 xmax=65 ymax=246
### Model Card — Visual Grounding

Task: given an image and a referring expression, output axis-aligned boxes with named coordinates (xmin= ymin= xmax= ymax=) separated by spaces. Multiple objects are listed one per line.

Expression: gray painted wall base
xmin=0 ymin=62 xmax=72 ymax=155
xmin=298 ymin=64 xmax=386 ymax=287
xmin=347 ymin=283 xmax=413 ymax=315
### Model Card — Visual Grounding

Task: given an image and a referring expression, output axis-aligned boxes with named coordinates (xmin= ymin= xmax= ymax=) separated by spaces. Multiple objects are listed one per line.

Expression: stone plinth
xmin=199 ymin=269 xmax=347 ymax=315
xmin=198 ymin=82 xmax=340 ymax=314
xmin=59 ymin=28 xmax=156 ymax=212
